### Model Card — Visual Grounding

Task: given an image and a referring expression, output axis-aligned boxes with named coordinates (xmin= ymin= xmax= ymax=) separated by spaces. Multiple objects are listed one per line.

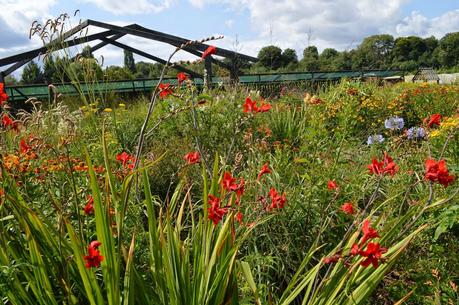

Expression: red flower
xmin=158 ymin=83 xmax=173 ymax=98
xmin=425 ymin=113 xmax=442 ymax=128
xmin=351 ymin=243 xmax=361 ymax=256
xmin=236 ymin=212 xmax=243 ymax=224
xmin=359 ymin=242 xmax=387 ymax=268
xmin=84 ymin=240 xmax=104 ymax=268
xmin=257 ymin=100 xmax=271 ymax=112
xmin=268 ymin=188 xmax=286 ymax=209
xmin=0 ymin=83 xmax=8 ymax=106
xmin=201 ymin=45 xmax=217 ymax=59
xmin=361 ymin=219 xmax=380 ymax=246
xmin=222 ymin=172 xmax=237 ymax=191
xmin=243 ymin=97 xmax=257 ymax=113
xmin=368 ymin=152 xmax=398 ymax=176
xmin=177 ymin=72 xmax=189 ymax=85
xmin=83 ymin=195 xmax=94 ymax=215
xmin=19 ymin=139 xmax=32 ymax=154
xmin=257 ymin=162 xmax=271 ymax=180
xmin=184 ymin=151 xmax=200 ymax=165
xmin=2 ymin=114 xmax=13 ymax=128
xmin=233 ymin=178 xmax=245 ymax=204
xmin=327 ymin=180 xmax=339 ymax=191
xmin=324 ymin=253 xmax=341 ymax=264
xmin=207 ymin=195 xmax=228 ymax=225
xmin=340 ymin=202 xmax=355 ymax=215
xmin=425 ymin=159 xmax=455 ymax=187
xmin=116 ymin=151 xmax=135 ymax=170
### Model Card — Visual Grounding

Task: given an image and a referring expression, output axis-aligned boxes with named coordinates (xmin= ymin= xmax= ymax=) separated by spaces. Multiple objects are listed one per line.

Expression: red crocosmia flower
xmin=361 ymin=219 xmax=380 ymax=246
xmin=236 ymin=212 xmax=243 ymax=224
xmin=323 ymin=253 xmax=341 ymax=264
xmin=243 ymin=97 xmax=257 ymax=113
xmin=177 ymin=72 xmax=189 ymax=85
xmin=2 ymin=114 xmax=13 ymax=128
xmin=19 ymin=139 xmax=32 ymax=154
xmin=368 ymin=152 xmax=398 ymax=176
xmin=0 ymin=83 xmax=8 ymax=106
xmin=257 ymin=162 xmax=271 ymax=180
xmin=425 ymin=159 xmax=455 ymax=187
xmin=268 ymin=188 xmax=286 ymax=209
xmin=201 ymin=45 xmax=217 ymax=59
xmin=425 ymin=113 xmax=442 ymax=128
xmin=207 ymin=194 xmax=228 ymax=225
xmin=359 ymin=242 xmax=387 ymax=268
xmin=257 ymin=101 xmax=271 ymax=113
xmin=222 ymin=172 xmax=237 ymax=191
xmin=233 ymin=178 xmax=245 ymax=204
xmin=327 ymin=180 xmax=339 ymax=191
xmin=158 ymin=83 xmax=173 ymax=98
xmin=116 ymin=151 xmax=135 ymax=170
xmin=351 ymin=243 xmax=361 ymax=256
xmin=83 ymin=195 xmax=94 ymax=215
xmin=184 ymin=151 xmax=200 ymax=165
xmin=340 ymin=202 xmax=355 ymax=215
xmin=84 ymin=240 xmax=104 ymax=269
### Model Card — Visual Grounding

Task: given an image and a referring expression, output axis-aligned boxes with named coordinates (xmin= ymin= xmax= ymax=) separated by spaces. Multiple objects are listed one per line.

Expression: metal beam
xmin=100 ymin=37 xmax=203 ymax=78
xmin=88 ymin=20 xmax=258 ymax=62
xmin=0 ymin=28 xmax=117 ymax=67
xmin=131 ymin=24 xmax=258 ymax=62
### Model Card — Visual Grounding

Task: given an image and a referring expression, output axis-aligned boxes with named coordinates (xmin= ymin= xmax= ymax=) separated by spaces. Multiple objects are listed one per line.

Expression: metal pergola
xmin=0 ymin=19 xmax=258 ymax=85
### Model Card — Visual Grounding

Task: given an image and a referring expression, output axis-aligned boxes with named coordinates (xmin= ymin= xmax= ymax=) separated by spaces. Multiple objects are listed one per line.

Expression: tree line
xmin=6 ymin=31 xmax=459 ymax=85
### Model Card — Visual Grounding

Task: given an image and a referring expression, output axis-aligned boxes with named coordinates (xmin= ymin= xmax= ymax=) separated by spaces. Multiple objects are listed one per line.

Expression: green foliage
xmin=258 ymin=45 xmax=283 ymax=70
xmin=21 ymin=60 xmax=44 ymax=84
xmin=124 ymin=50 xmax=136 ymax=74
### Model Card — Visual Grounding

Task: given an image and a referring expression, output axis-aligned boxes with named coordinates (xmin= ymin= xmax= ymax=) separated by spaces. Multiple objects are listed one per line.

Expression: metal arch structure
xmin=0 ymin=19 xmax=258 ymax=84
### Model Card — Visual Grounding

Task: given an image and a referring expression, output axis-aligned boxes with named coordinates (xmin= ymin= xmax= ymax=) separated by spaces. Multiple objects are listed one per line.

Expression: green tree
xmin=258 ymin=45 xmax=283 ymax=70
xmin=300 ymin=46 xmax=319 ymax=70
xmin=319 ymin=48 xmax=339 ymax=70
xmin=281 ymin=48 xmax=298 ymax=68
xmin=21 ymin=60 xmax=44 ymax=84
xmin=81 ymin=46 xmax=94 ymax=59
xmin=124 ymin=50 xmax=136 ymax=74
xmin=105 ymin=66 xmax=134 ymax=81
xmin=436 ymin=32 xmax=459 ymax=68
xmin=353 ymin=34 xmax=395 ymax=69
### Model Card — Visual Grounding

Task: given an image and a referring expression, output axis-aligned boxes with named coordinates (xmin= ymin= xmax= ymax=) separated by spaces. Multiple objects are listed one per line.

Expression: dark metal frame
xmin=0 ymin=19 xmax=258 ymax=84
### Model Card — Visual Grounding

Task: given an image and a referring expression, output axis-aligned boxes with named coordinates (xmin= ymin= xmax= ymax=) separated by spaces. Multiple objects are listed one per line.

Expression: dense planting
xmin=0 ymin=79 xmax=458 ymax=304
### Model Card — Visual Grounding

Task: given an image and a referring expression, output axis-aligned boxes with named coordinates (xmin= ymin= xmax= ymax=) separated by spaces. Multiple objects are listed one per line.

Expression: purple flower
xmin=407 ymin=127 xmax=426 ymax=140
xmin=384 ymin=116 xmax=404 ymax=130
xmin=367 ymin=134 xmax=384 ymax=145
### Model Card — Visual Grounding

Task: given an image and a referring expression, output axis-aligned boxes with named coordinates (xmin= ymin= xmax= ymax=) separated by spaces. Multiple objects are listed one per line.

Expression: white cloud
xmin=395 ymin=10 xmax=459 ymax=37
xmin=80 ymin=0 xmax=174 ymax=15
xmin=186 ymin=0 xmax=459 ymax=57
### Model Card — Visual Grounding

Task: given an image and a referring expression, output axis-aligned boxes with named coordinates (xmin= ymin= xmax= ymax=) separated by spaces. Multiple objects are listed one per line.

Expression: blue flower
xmin=367 ymin=134 xmax=384 ymax=145
xmin=407 ymin=127 xmax=426 ymax=140
xmin=384 ymin=116 xmax=405 ymax=130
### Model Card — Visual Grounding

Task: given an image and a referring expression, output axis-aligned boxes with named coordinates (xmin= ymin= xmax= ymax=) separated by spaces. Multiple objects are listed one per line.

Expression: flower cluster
xmin=84 ymin=241 xmax=104 ymax=269
xmin=425 ymin=159 xmax=455 ymax=187
xmin=158 ymin=83 xmax=173 ymax=98
xmin=183 ymin=151 xmax=200 ymax=165
xmin=0 ymin=83 xmax=8 ymax=106
xmin=2 ymin=114 xmax=18 ymax=131
xmin=207 ymin=195 xmax=228 ymax=225
xmin=367 ymin=134 xmax=384 ymax=145
xmin=243 ymin=97 xmax=271 ymax=114
xmin=324 ymin=219 xmax=387 ymax=269
xmin=83 ymin=195 xmax=94 ymax=215
xmin=384 ymin=116 xmax=404 ymax=130
xmin=425 ymin=113 xmax=441 ymax=128
xmin=268 ymin=188 xmax=286 ymax=210
xmin=177 ymin=72 xmax=189 ymax=85
xmin=406 ymin=126 xmax=426 ymax=140
xmin=116 ymin=151 xmax=136 ymax=171
xmin=368 ymin=152 xmax=398 ymax=176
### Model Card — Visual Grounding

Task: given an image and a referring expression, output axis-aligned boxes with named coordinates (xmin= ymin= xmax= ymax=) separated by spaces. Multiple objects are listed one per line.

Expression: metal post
xmin=204 ymin=56 xmax=212 ymax=89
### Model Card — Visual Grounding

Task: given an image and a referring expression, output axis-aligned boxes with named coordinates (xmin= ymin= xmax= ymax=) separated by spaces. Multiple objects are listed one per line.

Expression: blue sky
xmin=1 ymin=0 xmax=458 ymax=74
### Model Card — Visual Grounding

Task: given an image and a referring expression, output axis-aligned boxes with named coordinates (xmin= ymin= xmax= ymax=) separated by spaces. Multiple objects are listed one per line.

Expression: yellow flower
xmin=103 ymin=108 xmax=113 ymax=113
xmin=80 ymin=105 xmax=87 ymax=110
xmin=119 ymin=103 xmax=126 ymax=107
xmin=429 ymin=130 xmax=441 ymax=138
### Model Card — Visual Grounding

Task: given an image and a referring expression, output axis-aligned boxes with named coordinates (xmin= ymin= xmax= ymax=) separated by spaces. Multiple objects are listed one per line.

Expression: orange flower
xmin=340 ymin=202 xmax=354 ymax=215
xmin=201 ymin=45 xmax=217 ymax=59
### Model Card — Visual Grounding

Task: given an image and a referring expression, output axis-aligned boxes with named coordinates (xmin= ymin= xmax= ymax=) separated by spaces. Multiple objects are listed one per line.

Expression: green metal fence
xmin=4 ymin=70 xmax=403 ymax=102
